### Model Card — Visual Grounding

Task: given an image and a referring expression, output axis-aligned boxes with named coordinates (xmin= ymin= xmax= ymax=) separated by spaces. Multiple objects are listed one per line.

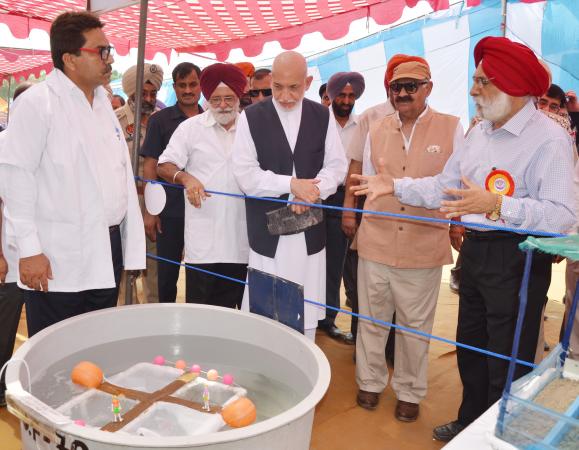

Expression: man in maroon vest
xmin=232 ymin=51 xmax=347 ymax=341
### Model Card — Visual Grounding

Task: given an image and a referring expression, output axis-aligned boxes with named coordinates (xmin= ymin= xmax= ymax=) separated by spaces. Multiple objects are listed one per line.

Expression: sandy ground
xmin=0 ymin=257 xmax=568 ymax=450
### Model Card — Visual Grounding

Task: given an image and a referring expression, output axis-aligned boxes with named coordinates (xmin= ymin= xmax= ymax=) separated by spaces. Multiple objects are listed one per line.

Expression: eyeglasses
xmin=79 ymin=45 xmax=114 ymax=61
xmin=538 ymin=98 xmax=561 ymax=113
xmin=389 ymin=81 xmax=429 ymax=94
xmin=209 ymin=95 xmax=237 ymax=106
xmin=472 ymin=76 xmax=495 ymax=87
xmin=249 ymin=88 xmax=272 ymax=98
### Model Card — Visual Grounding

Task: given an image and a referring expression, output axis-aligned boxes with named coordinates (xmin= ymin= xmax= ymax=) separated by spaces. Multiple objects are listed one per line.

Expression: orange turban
xmin=234 ymin=62 xmax=255 ymax=78
xmin=474 ymin=37 xmax=549 ymax=97
xmin=384 ymin=54 xmax=430 ymax=90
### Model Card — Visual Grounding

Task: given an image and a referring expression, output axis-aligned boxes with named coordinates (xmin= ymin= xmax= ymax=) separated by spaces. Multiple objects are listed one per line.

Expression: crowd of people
xmin=0 ymin=10 xmax=578 ymax=444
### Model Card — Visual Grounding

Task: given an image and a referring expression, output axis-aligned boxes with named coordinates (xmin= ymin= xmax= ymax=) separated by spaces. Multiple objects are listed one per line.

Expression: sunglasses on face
xmin=249 ymin=88 xmax=272 ymax=98
xmin=79 ymin=45 xmax=114 ymax=61
xmin=389 ymin=81 xmax=428 ymax=95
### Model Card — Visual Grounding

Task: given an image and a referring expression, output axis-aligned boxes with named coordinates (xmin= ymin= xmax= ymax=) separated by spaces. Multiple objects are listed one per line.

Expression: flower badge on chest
xmin=425 ymin=144 xmax=441 ymax=153
xmin=125 ymin=123 xmax=135 ymax=137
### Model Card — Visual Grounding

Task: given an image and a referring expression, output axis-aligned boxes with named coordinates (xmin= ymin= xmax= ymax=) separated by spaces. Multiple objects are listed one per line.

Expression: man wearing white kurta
xmin=0 ymin=12 xmax=145 ymax=337
xmin=232 ymin=51 xmax=347 ymax=341
xmin=158 ymin=63 xmax=249 ymax=309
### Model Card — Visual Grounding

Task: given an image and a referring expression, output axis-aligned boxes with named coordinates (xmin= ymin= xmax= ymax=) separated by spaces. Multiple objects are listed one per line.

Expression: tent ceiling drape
xmin=0 ymin=0 xmax=544 ymax=82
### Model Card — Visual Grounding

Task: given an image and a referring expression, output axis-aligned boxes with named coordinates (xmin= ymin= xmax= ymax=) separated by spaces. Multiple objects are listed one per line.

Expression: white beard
xmin=210 ymin=106 xmax=238 ymax=126
xmin=475 ymin=90 xmax=512 ymax=123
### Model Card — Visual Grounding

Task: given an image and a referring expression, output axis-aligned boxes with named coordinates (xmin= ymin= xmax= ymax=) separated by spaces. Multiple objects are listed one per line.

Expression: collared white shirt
xmin=395 ymin=105 xmax=430 ymax=151
xmin=333 ymin=111 xmax=359 ymax=154
xmin=0 ymin=69 xmax=145 ymax=291
xmin=159 ymin=109 xmax=248 ymax=264
xmin=395 ymin=100 xmax=575 ymax=234
xmin=232 ymin=98 xmax=348 ymax=200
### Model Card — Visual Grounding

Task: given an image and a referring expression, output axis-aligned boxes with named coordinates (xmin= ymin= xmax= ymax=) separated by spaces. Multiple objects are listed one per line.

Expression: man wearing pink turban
xmin=157 ymin=63 xmax=249 ymax=309
xmin=351 ymin=36 xmax=575 ymax=441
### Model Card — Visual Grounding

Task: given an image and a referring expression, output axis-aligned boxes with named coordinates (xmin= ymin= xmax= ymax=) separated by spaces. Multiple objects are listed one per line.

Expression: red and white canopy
xmin=0 ymin=0 xmax=542 ymax=81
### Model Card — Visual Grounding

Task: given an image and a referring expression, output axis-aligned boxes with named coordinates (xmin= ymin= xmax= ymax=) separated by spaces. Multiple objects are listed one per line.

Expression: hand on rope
xmin=182 ymin=173 xmax=211 ymax=208
xmin=440 ymin=176 xmax=497 ymax=219
xmin=350 ymin=158 xmax=394 ymax=201
xmin=19 ymin=253 xmax=52 ymax=292
xmin=143 ymin=212 xmax=162 ymax=242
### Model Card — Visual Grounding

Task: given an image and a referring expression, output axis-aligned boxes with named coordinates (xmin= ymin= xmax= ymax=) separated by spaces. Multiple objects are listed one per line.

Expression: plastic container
xmin=6 ymin=304 xmax=331 ymax=450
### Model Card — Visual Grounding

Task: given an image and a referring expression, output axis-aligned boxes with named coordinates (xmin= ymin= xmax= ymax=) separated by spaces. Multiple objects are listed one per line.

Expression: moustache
xmin=395 ymin=96 xmax=413 ymax=103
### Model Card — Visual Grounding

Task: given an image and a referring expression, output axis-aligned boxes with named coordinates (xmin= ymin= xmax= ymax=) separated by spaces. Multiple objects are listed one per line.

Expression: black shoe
xmin=433 ymin=421 xmax=465 ymax=442
xmin=321 ymin=324 xmax=344 ymax=340
xmin=0 ymin=392 xmax=6 ymax=408
xmin=343 ymin=332 xmax=355 ymax=345
xmin=449 ymin=271 xmax=460 ymax=294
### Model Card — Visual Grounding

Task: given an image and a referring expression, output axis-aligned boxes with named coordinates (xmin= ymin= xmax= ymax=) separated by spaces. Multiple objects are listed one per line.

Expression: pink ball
xmin=74 ymin=419 xmax=86 ymax=427
xmin=207 ymin=369 xmax=219 ymax=381
xmin=190 ymin=364 xmax=201 ymax=374
xmin=153 ymin=355 xmax=165 ymax=366
xmin=175 ymin=360 xmax=187 ymax=370
xmin=222 ymin=374 xmax=234 ymax=386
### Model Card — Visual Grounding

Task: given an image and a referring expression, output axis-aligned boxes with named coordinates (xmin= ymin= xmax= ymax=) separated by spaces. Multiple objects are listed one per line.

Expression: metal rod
xmin=125 ymin=0 xmax=149 ymax=306
xmin=501 ymin=0 xmax=507 ymax=37
xmin=497 ymin=248 xmax=534 ymax=434
xmin=6 ymin=76 xmax=12 ymax=124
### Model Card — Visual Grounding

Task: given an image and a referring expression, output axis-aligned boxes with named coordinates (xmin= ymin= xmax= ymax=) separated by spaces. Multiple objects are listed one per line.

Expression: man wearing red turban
xmin=157 ymin=63 xmax=249 ymax=309
xmin=351 ymin=37 xmax=575 ymax=441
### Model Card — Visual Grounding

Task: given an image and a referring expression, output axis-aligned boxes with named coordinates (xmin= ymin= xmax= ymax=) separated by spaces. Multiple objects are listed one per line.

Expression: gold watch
xmin=487 ymin=194 xmax=503 ymax=221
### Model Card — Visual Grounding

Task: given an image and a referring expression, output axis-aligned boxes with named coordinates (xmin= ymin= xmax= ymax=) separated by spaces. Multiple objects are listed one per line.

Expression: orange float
xmin=221 ymin=397 xmax=257 ymax=428
xmin=71 ymin=361 xmax=104 ymax=388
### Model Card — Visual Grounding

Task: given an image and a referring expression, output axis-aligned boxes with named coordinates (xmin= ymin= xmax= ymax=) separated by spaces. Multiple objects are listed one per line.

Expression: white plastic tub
xmin=6 ymin=304 xmax=331 ymax=450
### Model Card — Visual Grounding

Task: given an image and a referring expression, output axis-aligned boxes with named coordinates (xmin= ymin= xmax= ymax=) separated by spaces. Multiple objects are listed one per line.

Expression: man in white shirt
xmin=157 ymin=63 xmax=249 ymax=308
xmin=232 ymin=51 xmax=348 ymax=341
xmin=352 ymin=37 xmax=575 ymax=441
xmin=0 ymin=12 xmax=145 ymax=337
xmin=319 ymin=71 xmax=364 ymax=342
xmin=0 ymin=83 xmax=30 ymax=407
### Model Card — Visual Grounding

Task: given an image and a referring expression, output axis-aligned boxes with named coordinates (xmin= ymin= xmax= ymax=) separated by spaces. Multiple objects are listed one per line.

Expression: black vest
xmin=244 ymin=98 xmax=329 ymax=258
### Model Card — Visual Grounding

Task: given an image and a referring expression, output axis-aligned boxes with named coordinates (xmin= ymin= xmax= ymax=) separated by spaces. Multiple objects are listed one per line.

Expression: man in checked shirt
xmin=352 ymin=36 xmax=576 ymax=442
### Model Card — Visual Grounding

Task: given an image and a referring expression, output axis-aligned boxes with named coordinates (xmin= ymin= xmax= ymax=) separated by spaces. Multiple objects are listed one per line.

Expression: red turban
xmin=384 ymin=54 xmax=430 ymax=90
xmin=474 ymin=36 xmax=549 ymax=97
xmin=200 ymin=63 xmax=247 ymax=100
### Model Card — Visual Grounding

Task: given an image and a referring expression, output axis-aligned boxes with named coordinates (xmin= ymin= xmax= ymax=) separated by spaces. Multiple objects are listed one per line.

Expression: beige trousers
xmin=356 ymin=257 xmax=442 ymax=404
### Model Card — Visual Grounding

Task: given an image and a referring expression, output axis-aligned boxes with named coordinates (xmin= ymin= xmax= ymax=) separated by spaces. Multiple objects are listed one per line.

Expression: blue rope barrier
xmin=136 ymin=176 xmax=566 ymax=238
xmin=146 ymin=252 xmax=537 ymax=369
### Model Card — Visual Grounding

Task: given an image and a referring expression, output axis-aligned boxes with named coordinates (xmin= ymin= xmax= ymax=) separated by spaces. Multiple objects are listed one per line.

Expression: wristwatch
xmin=487 ymin=194 xmax=503 ymax=221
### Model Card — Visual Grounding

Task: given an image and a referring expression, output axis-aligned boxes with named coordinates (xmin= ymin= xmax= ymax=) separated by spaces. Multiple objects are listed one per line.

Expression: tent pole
xmin=125 ymin=0 xmax=149 ymax=306
xmin=501 ymin=0 xmax=507 ymax=37
xmin=6 ymin=76 xmax=12 ymax=124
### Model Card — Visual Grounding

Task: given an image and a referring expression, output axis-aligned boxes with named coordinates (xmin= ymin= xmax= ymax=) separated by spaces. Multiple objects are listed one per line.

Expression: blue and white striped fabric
xmin=305 ymin=0 xmax=579 ymax=130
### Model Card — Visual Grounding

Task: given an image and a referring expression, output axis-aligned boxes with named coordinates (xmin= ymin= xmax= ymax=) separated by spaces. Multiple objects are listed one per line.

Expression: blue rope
xmin=136 ymin=176 xmax=566 ymax=238
xmin=146 ymin=252 xmax=536 ymax=369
